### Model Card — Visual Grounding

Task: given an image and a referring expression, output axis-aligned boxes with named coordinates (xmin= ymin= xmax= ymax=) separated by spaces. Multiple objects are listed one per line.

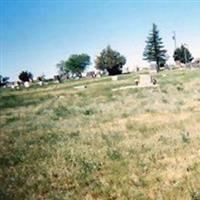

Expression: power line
xmin=172 ymin=31 xmax=177 ymax=50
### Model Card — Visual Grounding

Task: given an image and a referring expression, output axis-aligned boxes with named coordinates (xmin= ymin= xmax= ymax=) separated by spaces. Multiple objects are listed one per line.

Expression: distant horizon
xmin=1 ymin=0 xmax=200 ymax=81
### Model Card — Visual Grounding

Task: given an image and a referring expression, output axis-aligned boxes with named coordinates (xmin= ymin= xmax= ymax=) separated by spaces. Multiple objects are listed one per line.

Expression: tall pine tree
xmin=143 ymin=23 xmax=167 ymax=72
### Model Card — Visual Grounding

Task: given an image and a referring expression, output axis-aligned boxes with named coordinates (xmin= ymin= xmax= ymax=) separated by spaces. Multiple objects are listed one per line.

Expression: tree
xmin=173 ymin=45 xmax=193 ymax=64
xmin=37 ymin=74 xmax=45 ymax=81
xmin=0 ymin=75 xmax=9 ymax=87
xmin=56 ymin=60 xmax=69 ymax=76
xmin=65 ymin=54 xmax=90 ymax=77
xmin=18 ymin=71 xmax=33 ymax=82
xmin=95 ymin=46 xmax=126 ymax=75
xmin=143 ymin=23 xmax=167 ymax=72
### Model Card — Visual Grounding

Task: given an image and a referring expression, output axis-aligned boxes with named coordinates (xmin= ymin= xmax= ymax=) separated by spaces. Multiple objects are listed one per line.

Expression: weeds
xmin=0 ymin=69 xmax=200 ymax=199
xmin=53 ymin=105 xmax=73 ymax=118
xmin=192 ymin=192 xmax=200 ymax=200
xmin=107 ymin=148 xmax=122 ymax=160
xmin=181 ymin=131 xmax=191 ymax=144
xmin=0 ymin=152 xmax=25 ymax=168
xmin=81 ymin=107 xmax=96 ymax=116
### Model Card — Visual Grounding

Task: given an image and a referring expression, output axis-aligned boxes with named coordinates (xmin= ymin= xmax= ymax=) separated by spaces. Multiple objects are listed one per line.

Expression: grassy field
xmin=0 ymin=69 xmax=200 ymax=200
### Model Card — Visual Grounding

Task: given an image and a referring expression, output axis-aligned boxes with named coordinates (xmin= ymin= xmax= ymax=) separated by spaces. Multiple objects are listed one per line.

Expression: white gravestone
xmin=74 ymin=85 xmax=87 ymax=90
xmin=38 ymin=81 xmax=43 ymax=86
xmin=138 ymin=74 xmax=153 ymax=87
xmin=24 ymin=81 xmax=30 ymax=88
xmin=112 ymin=76 xmax=118 ymax=81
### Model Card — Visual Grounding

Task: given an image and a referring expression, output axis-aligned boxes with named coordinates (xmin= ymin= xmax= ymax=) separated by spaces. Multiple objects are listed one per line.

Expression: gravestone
xmin=38 ymin=81 xmax=43 ymax=86
xmin=11 ymin=85 xmax=14 ymax=89
xmin=112 ymin=76 xmax=118 ymax=81
xmin=138 ymin=74 xmax=153 ymax=87
xmin=112 ymin=73 xmax=157 ymax=91
xmin=24 ymin=81 xmax=30 ymax=88
xmin=74 ymin=85 xmax=87 ymax=90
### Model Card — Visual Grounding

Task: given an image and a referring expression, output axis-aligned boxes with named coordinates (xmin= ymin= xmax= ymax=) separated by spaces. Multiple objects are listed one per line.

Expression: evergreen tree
xmin=143 ymin=23 xmax=167 ymax=72
xmin=173 ymin=45 xmax=193 ymax=64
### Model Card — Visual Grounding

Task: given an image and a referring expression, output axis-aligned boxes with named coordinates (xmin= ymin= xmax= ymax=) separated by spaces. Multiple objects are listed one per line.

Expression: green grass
xmin=0 ymin=69 xmax=200 ymax=199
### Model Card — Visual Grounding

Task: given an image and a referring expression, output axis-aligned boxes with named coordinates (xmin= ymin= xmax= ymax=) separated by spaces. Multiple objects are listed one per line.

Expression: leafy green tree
xmin=18 ymin=71 xmax=33 ymax=82
xmin=95 ymin=46 xmax=126 ymax=75
xmin=65 ymin=54 xmax=90 ymax=77
xmin=56 ymin=60 xmax=69 ymax=76
xmin=173 ymin=45 xmax=193 ymax=63
xmin=0 ymin=75 xmax=9 ymax=87
xmin=143 ymin=23 xmax=167 ymax=72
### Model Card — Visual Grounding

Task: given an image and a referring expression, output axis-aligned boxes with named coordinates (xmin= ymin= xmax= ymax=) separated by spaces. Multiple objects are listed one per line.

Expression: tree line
xmin=1 ymin=23 xmax=194 ymax=85
xmin=57 ymin=23 xmax=193 ymax=77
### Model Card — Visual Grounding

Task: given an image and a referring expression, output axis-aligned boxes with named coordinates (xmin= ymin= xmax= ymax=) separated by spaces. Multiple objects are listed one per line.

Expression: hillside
xmin=0 ymin=69 xmax=200 ymax=200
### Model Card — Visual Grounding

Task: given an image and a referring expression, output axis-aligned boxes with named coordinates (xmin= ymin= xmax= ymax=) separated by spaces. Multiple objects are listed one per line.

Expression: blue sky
xmin=1 ymin=0 xmax=200 ymax=81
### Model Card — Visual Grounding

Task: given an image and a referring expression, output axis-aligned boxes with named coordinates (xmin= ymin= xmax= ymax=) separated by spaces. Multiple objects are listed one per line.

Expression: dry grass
xmin=0 ymin=70 xmax=200 ymax=200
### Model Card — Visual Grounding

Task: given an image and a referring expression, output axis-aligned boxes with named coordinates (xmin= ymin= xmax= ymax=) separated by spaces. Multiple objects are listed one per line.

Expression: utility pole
xmin=172 ymin=31 xmax=177 ymax=50
xmin=183 ymin=43 xmax=188 ymax=64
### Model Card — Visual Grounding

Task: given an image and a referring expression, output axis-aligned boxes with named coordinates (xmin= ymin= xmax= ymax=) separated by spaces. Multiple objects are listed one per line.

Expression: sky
xmin=0 ymin=0 xmax=200 ymax=81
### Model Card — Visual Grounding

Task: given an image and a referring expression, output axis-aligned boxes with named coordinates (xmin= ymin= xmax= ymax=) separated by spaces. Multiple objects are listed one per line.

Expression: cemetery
xmin=1 ymin=69 xmax=200 ymax=200
xmin=1 ymin=1 xmax=200 ymax=199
